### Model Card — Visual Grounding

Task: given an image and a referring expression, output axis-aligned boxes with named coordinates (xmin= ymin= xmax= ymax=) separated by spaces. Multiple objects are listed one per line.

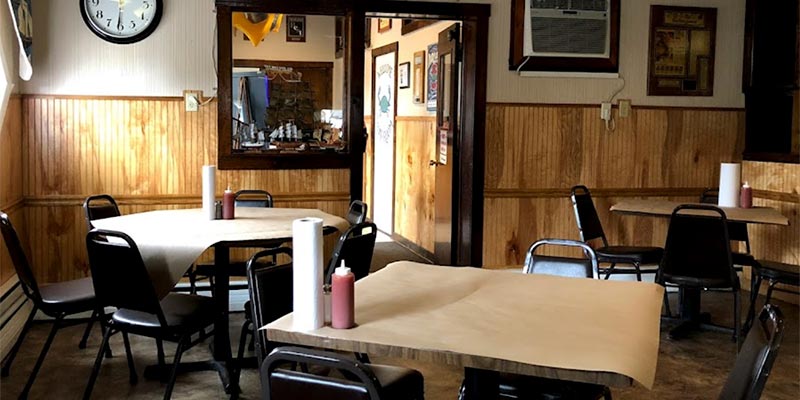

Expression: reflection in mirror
xmin=231 ymin=13 xmax=345 ymax=154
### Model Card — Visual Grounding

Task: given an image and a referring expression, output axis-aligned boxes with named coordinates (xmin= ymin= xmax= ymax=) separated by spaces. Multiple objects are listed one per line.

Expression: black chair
xmin=235 ymin=247 xmax=294 ymax=375
xmin=325 ymin=221 xmax=378 ymax=286
xmin=261 ymin=346 xmax=424 ymax=400
xmin=0 ymin=212 xmax=105 ymax=399
xmin=570 ymin=185 xmax=663 ymax=281
xmin=346 ymin=200 xmax=369 ymax=225
xmin=718 ymin=304 xmax=785 ymax=400
xmin=189 ymin=189 xmax=274 ymax=294
xmin=656 ymin=204 xmax=741 ymax=345
xmin=458 ymin=239 xmax=611 ymax=400
xmin=744 ymin=260 xmax=798 ymax=333
xmin=700 ymin=188 xmax=756 ymax=272
xmin=83 ymin=229 xmax=221 ymax=400
xmin=82 ymin=194 xmax=121 ymax=230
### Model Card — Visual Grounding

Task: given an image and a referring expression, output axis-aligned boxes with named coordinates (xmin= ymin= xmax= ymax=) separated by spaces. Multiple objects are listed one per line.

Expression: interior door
xmin=433 ymin=24 xmax=461 ymax=264
xmin=371 ymin=43 xmax=398 ymax=235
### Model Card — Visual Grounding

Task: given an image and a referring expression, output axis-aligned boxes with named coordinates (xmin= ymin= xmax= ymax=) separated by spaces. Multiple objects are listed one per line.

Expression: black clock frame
xmin=79 ymin=0 xmax=163 ymax=44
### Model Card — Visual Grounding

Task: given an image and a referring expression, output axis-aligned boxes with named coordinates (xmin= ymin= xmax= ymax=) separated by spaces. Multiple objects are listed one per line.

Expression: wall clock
xmin=80 ymin=0 xmax=163 ymax=44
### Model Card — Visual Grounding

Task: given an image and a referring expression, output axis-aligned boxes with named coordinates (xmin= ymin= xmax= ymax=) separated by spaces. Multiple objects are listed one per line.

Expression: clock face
xmin=80 ymin=0 xmax=163 ymax=44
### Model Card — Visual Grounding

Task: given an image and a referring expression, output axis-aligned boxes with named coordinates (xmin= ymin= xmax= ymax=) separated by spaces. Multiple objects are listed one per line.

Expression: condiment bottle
xmin=222 ymin=186 xmax=235 ymax=219
xmin=331 ymin=262 xmax=355 ymax=329
xmin=740 ymin=182 xmax=752 ymax=209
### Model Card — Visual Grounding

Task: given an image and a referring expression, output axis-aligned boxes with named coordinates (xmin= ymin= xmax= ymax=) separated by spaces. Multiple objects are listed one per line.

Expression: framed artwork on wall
xmin=647 ymin=6 xmax=716 ymax=96
xmin=378 ymin=18 xmax=392 ymax=33
xmin=413 ymin=51 xmax=425 ymax=103
xmin=426 ymin=44 xmax=438 ymax=111
xmin=398 ymin=62 xmax=410 ymax=89
xmin=286 ymin=15 xmax=306 ymax=42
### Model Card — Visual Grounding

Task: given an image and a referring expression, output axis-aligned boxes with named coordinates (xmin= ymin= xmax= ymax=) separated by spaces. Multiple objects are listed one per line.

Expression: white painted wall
xmin=21 ymin=0 xmax=747 ymax=109
xmin=21 ymin=0 xmax=217 ymax=96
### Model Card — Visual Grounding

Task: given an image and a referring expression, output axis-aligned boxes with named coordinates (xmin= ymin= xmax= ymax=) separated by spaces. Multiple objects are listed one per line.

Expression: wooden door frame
xmin=370 ymin=42 xmax=399 ymax=235
xmin=365 ymin=2 xmax=489 ymax=267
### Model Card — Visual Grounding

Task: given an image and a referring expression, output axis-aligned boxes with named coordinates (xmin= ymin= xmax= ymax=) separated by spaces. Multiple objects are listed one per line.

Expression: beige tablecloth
xmin=266 ymin=261 xmax=664 ymax=389
xmin=611 ymin=199 xmax=789 ymax=225
xmin=91 ymin=207 xmax=349 ymax=297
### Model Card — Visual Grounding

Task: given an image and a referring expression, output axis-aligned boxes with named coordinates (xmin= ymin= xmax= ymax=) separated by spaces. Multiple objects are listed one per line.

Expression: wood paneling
xmin=17 ymin=95 xmax=349 ymax=283
xmin=1 ymin=96 xmax=24 ymax=285
xmin=482 ymin=103 xmax=746 ymax=267
xmin=394 ymin=117 xmax=436 ymax=253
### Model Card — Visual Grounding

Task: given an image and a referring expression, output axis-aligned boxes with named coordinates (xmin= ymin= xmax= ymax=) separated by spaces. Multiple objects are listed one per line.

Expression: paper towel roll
xmin=718 ymin=163 xmax=741 ymax=208
xmin=202 ymin=165 xmax=216 ymax=220
xmin=292 ymin=217 xmax=325 ymax=331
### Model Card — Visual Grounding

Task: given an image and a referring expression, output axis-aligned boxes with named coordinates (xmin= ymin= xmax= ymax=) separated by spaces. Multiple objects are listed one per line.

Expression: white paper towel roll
xmin=202 ymin=165 xmax=216 ymax=220
xmin=292 ymin=217 xmax=325 ymax=331
xmin=718 ymin=163 xmax=741 ymax=208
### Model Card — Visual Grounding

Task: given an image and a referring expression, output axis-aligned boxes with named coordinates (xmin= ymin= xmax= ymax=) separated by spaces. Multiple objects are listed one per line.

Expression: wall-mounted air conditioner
xmin=523 ymin=0 xmax=611 ymax=58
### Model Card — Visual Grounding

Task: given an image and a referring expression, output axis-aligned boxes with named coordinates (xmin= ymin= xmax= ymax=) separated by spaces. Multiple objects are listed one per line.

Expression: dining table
xmin=610 ymin=198 xmax=790 ymax=339
xmin=90 ymin=206 xmax=349 ymax=393
xmin=265 ymin=261 xmax=665 ymax=398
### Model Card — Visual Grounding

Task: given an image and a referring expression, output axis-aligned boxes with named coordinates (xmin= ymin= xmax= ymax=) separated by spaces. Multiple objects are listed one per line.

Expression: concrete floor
xmin=1 ymin=241 xmax=798 ymax=399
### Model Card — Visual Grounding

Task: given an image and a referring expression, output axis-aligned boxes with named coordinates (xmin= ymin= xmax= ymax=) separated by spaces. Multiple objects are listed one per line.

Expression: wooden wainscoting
xmin=482 ymin=103 xmax=745 ymax=267
xmin=17 ymin=95 xmax=350 ymax=283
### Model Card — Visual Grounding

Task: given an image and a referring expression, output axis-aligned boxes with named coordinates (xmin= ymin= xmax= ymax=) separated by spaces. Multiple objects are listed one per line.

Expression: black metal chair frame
xmin=346 ymin=200 xmax=369 ymax=225
xmin=0 ymin=211 xmax=107 ymax=399
xmin=82 ymin=194 xmax=121 ymax=230
xmin=743 ymin=260 xmax=798 ymax=334
xmin=656 ymin=204 xmax=742 ymax=346
xmin=261 ymin=346 xmax=385 ymax=400
xmin=570 ymin=185 xmax=662 ymax=281
xmin=324 ymin=221 xmax=378 ymax=286
xmin=83 ymin=229 xmax=221 ymax=400
xmin=718 ymin=304 xmax=785 ymax=400
xmin=524 ymin=238 xmax=600 ymax=279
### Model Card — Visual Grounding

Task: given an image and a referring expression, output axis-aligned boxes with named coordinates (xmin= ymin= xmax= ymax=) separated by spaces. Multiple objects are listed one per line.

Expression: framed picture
xmin=413 ymin=51 xmax=425 ymax=103
xmin=426 ymin=44 xmax=438 ymax=111
xmin=398 ymin=62 xmax=410 ymax=89
xmin=378 ymin=18 xmax=392 ymax=33
xmin=647 ymin=6 xmax=716 ymax=96
xmin=286 ymin=15 xmax=306 ymax=43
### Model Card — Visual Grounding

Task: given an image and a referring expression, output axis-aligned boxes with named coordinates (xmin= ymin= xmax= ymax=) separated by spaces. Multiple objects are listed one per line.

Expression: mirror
xmin=231 ymin=13 xmax=345 ymax=153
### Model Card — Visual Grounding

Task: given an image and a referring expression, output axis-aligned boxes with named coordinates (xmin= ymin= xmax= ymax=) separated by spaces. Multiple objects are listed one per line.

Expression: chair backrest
xmin=262 ymin=346 xmax=382 ymax=400
xmin=246 ymin=247 xmax=294 ymax=365
xmin=86 ymin=229 xmax=166 ymax=326
xmin=235 ymin=189 xmax=274 ymax=208
xmin=325 ymin=222 xmax=378 ymax=285
xmin=657 ymin=205 xmax=738 ymax=289
xmin=718 ymin=304 xmax=785 ymax=400
xmin=569 ymin=185 xmax=608 ymax=245
xmin=0 ymin=212 xmax=42 ymax=305
xmin=82 ymin=194 xmax=121 ymax=230
xmin=346 ymin=200 xmax=368 ymax=225
xmin=700 ymin=187 xmax=751 ymax=252
xmin=523 ymin=238 xmax=600 ymax=279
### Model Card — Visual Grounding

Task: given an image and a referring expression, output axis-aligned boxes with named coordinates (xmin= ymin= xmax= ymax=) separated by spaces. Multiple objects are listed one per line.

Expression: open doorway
xmin=363 ymin=10 xmax=483 ymax=266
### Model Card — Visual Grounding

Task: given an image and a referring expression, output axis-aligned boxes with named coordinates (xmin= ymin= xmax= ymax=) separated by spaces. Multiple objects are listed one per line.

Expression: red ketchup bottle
xmin=740 ymin=182 xmax=752 ymax=209
xmin=331 ymin=262 xmax=355 ymax=329
xmin=222 ymin=186 xmax=235 ymax=219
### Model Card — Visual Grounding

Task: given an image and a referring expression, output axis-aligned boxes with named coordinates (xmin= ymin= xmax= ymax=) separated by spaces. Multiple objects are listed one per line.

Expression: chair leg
xmin=163 ymin=337 xmax=187 ymax=400
xmin=1 ymin=305 xmax=37 ymax=377
xmin=122 ymin=332 xmax=138 ymax=384
xmin=764 ymin=280 xmax=776 ymax=305
xmin=733 ymin=290 xmax=741 ymax=349
xmin=20 ymin=314 xmax=63 ymax=399
xmin=602 ymin=386 xmax=613 ymax=400
xmin=188 ymin=267 xmax=197 ymax=295
xmin=634 ymin=263 xmax=642 ymax=282
xmin=743 ymin=275 xmax=762 ymax=334
xmin=603 ymin=263 xmax=616 ymax=280
xmin=83 ymin=327 xmax=114 ymax=400
xmin=79 ymin=310 xmax=99 ymax=349
xmin=662 ymin=290 xmax=673 ymax=318
xmin=233 ymin=320 xmax=252 ymax=385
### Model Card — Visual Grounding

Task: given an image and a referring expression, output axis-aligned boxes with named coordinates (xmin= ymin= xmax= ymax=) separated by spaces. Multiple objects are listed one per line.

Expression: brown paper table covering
xmin=91 ymin=207 xmax=349 ymax=297
xmin=611 ymin=199 xmax=789 ymax=226
xmin=266 ymin=261 xmax=664 ymax=389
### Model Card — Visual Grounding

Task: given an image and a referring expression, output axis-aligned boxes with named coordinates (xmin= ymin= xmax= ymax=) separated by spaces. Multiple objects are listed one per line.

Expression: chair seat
xmin=497 ymin=373 xmax=609 ymax=400
xmin=368 ymin=363 xmax=424 ymax=400
xmin=39 ymin=277 xmax=97 ymax=314
xmin=595 ymin=246 xmax=663 ymax=265
xmin=660 ymin=273 xmax=735 ymax=289
xmin=112 ymin=293 xmax=215 ymax=335
xmin=756 ymin=260 xmax=800 ymax=284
